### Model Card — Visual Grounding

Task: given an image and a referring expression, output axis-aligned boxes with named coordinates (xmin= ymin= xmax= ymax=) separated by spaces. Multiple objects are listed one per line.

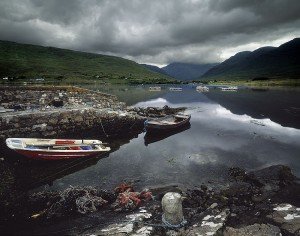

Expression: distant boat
xmin=149 ymin=86 xmax=161 ymax=91
xmin=6 ymin=138 xmax=110 ymax=160
xmin=221 ymin=86 xmax=238 ymax=91
xmin=0 ymin=106 xmax=14 ymax=113
xmin=144 ymin=114 xmax=191 ymax=133
xmin=169 ymin=87 xmax=182 ymax=91
xmin=196 ymin=85 xmax=209 ymax=92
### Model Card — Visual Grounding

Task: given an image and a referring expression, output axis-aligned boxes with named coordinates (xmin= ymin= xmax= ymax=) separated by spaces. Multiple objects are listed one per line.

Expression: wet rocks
xmin=96 ymin=209 xmax=153 ymax=236
xmin=180 ymin=165 xmax=299 ymax=235
xmin=127 ymin=105 xmax=186 ymax=118
xmin=223 ymin=223 xmax=281 ymax=236
xmin=98 ymin=222 xmax=134 ymax=235
xmin=267 ymin=203 xmax=300 ymax=235
xmin=188 ymin=209 xmax=229 ymax=236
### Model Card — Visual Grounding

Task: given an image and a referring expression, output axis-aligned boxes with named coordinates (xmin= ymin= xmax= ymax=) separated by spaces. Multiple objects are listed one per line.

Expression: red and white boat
xmin=6 ymin=138 xmax=111 ymax=160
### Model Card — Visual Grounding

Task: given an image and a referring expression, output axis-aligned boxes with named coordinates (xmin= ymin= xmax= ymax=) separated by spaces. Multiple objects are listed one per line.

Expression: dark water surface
xmin=27 ymin=85 xmax=300 ymax=193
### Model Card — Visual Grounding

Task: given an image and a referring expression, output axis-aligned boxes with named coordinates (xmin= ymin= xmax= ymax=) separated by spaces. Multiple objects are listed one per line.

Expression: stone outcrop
xmin=0 ymin=86 xmax=185 ymax=141
xmin=0 ymin=108 xmax=144 ymax=140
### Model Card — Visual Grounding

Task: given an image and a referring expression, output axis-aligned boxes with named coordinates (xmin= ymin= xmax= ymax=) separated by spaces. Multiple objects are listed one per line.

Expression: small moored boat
xmin=221 ymin=86 xmax=238 ymax=91
xmin=149 ymin=86 xmax=161 ymax=91
xmin=6 ymin=138 xmax=110 ymax=160
xmin=144 ymin=114 xmax=191 ymax=133
xmin=169 ymin=87 xmax=182 ymax=91
xmin=196 ymin=86 xmax=209 ymax=92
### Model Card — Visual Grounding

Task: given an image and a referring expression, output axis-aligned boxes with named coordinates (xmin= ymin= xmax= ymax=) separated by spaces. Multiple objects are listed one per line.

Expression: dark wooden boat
xmin=6 ymin=138 xmax=110 ymax=160
xmin=144 ymin=114 xmax=191 ymax=133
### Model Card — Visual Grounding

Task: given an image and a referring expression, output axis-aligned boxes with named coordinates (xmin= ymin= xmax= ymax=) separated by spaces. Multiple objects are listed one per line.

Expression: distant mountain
xmin=161 ymin=62 xmax=219 ymax=81
xmin=201 ymin=38 xmax=300 ymax=80
xmin=140 ymin=64 xmax=169 ymax=76
xmin=0 ymin=40 xmax=174 ymax=83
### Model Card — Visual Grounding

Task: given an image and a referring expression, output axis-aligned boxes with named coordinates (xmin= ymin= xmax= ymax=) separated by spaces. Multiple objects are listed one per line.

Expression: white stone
xmin=284 ymin=213 xmax=300 ymax=220
xmin=132 ymin=226 xmax=153 ymax=236
xmin=203 ymin=215 xmax=214 ymax=221
xmin=273 ymin=204 xmax=292 ymax=211
xmin=162 ymin=192 xmax=184 ymax=225
xmin=201 ymin=221 xmax=222 ymax=228
xmin=100 ymin=223 xmax=133 ymax=235
xmin=126 ymin=213 xmax=152 ymax=221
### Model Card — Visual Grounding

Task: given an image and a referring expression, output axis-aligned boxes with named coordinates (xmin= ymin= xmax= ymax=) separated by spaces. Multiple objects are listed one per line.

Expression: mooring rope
xmin=129 ymin=117 xmax=138 ymax=130
xmin=162 ymin=214 xmax=188 ymax=229
xmin=99 ymin=117 xmax=109 ymax=137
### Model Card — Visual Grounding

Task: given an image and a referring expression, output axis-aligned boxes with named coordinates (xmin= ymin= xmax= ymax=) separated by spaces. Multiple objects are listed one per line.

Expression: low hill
xmin=201 ymin=38 xmax=300 ymax=81
xmin=162 ymin=62 xmax=219 ymax=81
xmin=0 ymin=41 xmax=174 ymax=84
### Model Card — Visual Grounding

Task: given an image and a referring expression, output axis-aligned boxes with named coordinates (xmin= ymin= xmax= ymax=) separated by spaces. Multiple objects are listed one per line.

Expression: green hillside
xmin=0 ymin=41 xmax=174 ymax=84
xmin=201 ymin=38 xmax=300 ymax=81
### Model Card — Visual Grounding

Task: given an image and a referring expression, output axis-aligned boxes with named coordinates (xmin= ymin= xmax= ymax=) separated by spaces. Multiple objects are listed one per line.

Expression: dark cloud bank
xmin=0 ymin=0 xmax=300 ymax=65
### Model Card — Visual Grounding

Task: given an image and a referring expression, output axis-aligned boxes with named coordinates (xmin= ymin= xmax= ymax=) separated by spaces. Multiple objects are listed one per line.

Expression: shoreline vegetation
xmin=205 ymin=78 xmax=300 ymax=87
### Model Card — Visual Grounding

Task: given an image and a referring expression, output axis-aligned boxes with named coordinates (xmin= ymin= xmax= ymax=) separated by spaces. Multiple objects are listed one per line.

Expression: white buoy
xmin=162 ymin=192 xmax=184 ymax=226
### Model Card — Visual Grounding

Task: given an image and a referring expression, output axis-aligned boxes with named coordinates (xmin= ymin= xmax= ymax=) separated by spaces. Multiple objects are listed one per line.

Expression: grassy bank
xmin=206 ymin=78 xmax=300 ymax=87
xmin=0 ymin=41 xmax=176 ymax=85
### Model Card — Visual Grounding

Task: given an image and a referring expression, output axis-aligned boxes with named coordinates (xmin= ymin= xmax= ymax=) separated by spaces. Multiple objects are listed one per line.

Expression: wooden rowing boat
xmin=144 ymin=114 xmax=191 ymax=133
xmin=6 ymin=138 xmax=110 ymax=160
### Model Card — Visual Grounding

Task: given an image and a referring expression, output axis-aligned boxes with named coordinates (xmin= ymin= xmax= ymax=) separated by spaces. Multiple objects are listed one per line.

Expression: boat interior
xmin=6 ymin=138 xmax=105 ymax=151
xmin=148 ymin=114 xmax=190 ymax=125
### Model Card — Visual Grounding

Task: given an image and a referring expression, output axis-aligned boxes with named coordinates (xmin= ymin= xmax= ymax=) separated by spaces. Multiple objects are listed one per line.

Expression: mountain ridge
xmin=201 ymin=38 xmax=300 ymax=80
xmin=141 ymin=62 xmax=218 ymax=81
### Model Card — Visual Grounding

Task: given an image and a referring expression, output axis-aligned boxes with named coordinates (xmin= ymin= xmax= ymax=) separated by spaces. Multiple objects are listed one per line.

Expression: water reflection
xmin=144 ymin=123 xmax=191 ymax=146
xmin=205 ymin=88 xmax=300 ymax=129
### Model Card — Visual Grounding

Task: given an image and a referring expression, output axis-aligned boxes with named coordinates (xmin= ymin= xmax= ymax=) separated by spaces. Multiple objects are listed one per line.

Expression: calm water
xmin=29 ymin=85 xmax=300 ymax=192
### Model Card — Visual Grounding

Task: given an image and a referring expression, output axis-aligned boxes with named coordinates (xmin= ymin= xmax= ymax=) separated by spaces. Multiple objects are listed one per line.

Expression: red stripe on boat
xmin=55 ymin=140 xmax=75 ymax=145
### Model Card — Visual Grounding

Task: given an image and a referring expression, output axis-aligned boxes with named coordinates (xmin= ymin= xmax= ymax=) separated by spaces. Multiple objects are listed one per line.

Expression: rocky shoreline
xmin=0 ymin=165 xmax=299 ymax=235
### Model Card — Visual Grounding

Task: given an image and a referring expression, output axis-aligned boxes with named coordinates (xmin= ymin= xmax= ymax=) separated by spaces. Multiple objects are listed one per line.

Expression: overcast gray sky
xmin=0 ymin=0 xmax=300 ymax=66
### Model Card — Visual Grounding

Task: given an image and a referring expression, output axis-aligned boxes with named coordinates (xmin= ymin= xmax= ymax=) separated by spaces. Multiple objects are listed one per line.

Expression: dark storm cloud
xmin=0 ymin=0 xmax=300 ymax=65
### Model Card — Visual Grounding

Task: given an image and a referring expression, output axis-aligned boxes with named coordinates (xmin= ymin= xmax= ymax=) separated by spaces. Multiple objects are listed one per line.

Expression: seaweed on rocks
xmin=127 ymin=105 xmax=186 ymax=118
xmin=29 ymin=186 xmax=115 ymax=219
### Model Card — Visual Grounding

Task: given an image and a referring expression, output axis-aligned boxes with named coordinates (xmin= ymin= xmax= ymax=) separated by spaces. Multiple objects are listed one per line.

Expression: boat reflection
xmin=144 ymin=123 xmax=191 ymax=146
